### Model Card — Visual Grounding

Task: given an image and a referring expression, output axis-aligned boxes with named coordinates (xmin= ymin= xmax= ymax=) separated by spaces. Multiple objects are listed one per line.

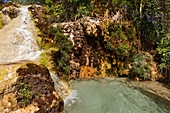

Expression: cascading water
xmin=0 ymin=6 xmax=42 ymax=64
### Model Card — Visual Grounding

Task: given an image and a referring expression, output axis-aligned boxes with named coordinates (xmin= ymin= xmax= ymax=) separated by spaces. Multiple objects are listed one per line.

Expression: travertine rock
xmin=2 ymin=6 xmax=21 ymax=25
xmin=28 ymin=4 xmax=46 ymax=28
xmin=0 ymin=63 xmax=64 ymax=113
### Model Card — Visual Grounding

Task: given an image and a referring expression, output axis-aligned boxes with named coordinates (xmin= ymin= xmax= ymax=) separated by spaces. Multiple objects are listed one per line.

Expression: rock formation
xmin=0 ymin=63 xmax=64 ymax=113
xmin=0 ymin=1 xmax=21 ymax=25
xmin=28 ymin=4 xmax=162 ymax=81
xmin=2 ymin=6 xmax=21 ymax=25
xmin=28 ymin=4 xmax=46 ymax=28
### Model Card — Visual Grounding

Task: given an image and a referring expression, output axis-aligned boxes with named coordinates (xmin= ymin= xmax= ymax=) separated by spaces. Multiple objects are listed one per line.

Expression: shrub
xmin=41 ymin=25 xmax=73 ymax=75
xmin=102 ymin=20 xmax=138 ymax=76
xmin=157 ymin=33 xmax=170 ymax=78
xmin=129 ymin=53 xmax=152 ymax=80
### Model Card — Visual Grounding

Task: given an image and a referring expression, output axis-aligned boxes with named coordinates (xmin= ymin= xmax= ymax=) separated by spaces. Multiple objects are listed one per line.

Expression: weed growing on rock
xmin=15 ymin=81 xmax=34 ymax=107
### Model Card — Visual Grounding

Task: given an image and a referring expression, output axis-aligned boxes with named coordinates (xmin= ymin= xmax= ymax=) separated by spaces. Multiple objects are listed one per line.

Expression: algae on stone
xmin=37 ymin=47 xmax=59 ymax=74
xmin=0 ymin=12 xmax=3 ymax=29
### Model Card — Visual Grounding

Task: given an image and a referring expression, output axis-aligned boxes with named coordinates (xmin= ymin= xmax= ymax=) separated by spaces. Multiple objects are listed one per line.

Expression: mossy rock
xmin=0 ymin=62 xmax=27 ymax=94
xmin=16 ymin=63 xmax=52 ymax=82
xmin=37 ymin=47 xmax=59 ymax=74
xmin=13 ymin=63 xmax=64 ymax=112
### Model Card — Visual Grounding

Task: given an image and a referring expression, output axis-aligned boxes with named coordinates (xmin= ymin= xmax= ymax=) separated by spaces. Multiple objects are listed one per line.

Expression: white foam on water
xmin=16 ymin=6 xmax=42 ymax=60
xmin=64 ymin=90 xmax=80 ymax=106
xmin=0 ymin=6 xmax=42 ymax=63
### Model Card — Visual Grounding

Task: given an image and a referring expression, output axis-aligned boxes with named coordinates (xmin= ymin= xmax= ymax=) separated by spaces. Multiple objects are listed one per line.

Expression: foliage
xmin=107 ymin=23 xmax=137 ymax=58
xmin=41 ymin=25 xmax=73 ymax=75
xmin=43 ymin=0 xmax=93 ymax=23
xmin=16 ymin=81 xmax=34 ymax=107
xmin=0 ymin=13 xmax=3 ymax=29
xmin=45 ymin=0 xmax=53 ymax=7
xmin=101 ymin=17 xmax=138 ymax=76
xmin=129 ymin=53 xmax=152 ymax=80
xmin=157 ymin=33 xmax=170 ymax=76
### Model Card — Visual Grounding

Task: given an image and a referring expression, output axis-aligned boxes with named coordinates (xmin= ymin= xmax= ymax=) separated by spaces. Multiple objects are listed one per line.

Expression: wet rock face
xmin=14 ymin=63 xmax=64 ymax=113
xmin=29 ymin=4 xmax=104 ymax=78
xmin=28 ymin=4 xmax=46 ymax=28
xmin=53 ymin=18 xmax=103 ymax=78
xmin=2 ymin=6 xmax=21 ymax=25
xmin=16 ymin=63 xmax=52 ymax=81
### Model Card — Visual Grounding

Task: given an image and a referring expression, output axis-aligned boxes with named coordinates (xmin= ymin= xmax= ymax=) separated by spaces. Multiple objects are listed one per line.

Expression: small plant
xmin=16 ymin=81 xmax=34 ymax=107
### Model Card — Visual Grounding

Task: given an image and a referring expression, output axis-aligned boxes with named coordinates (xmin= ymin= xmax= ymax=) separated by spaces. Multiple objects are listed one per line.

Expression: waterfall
xmin=50 ymin=72 xmax=72 ymax=100
xmin=0 ymin=6 xmax=42 ymax=64
xmin=14 ymin=6 xmax=42 ymax=60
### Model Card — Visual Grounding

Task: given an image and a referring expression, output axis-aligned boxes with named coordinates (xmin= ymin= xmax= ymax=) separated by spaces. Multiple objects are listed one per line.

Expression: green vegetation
xmin=0 ymin=13 xmax=3 ymax=29
xmin=157 ymin=33 xmax=170 ymax=78
xmin=100 ymin=19 xmax=138 ymax=76
xmin=43 ymin=0 xmax=92 ymax=23
xmin=129 ymin=53 xmax=151 ymax=80
xmin=40 ymin=25 xmax=73 ymax=76
xmin=1 ymin=0 xmax=168 ymax=81
xmin=41 ymin=0 xmax=169 ymax=80
xmin=16 ymin=81 xmax=34 ymax=107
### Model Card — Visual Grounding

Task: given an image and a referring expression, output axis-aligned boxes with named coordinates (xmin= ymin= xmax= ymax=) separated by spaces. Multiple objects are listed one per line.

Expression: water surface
xmin=65 ymin=78 xmax=169 ymax=113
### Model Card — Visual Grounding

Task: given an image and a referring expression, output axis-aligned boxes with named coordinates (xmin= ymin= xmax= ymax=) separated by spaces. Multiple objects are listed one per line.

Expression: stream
xmin=0 ymin=6 xmax=41 ymax=64
xmin=64 ymin=78 xmax=169 ymax=113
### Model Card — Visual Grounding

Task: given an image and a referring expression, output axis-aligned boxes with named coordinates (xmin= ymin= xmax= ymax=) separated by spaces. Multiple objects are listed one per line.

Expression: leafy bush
xmin=107 ymin=23 xmax=137 ymax=58
xmin=102 ymin=20 xmax=138 ymax=76
xmin=41 ymin=25 xmax=73 ymax=75
xmin=157 ymin=33 xmax=170 ymax=77
xmin=129 ymin=53 xmax=152 ymax=80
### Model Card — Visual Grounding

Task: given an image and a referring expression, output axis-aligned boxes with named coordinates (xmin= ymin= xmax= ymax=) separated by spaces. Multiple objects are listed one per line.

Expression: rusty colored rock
xmin=80 ymin=66 xmax=98 ymax=78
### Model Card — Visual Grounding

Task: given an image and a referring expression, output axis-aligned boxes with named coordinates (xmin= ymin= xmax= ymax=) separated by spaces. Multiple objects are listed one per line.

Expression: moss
xmin=38 ymin=52 xmax=50 ymax=68
xmin=43 ymin=42 xmax=59 ymax=50
xmin=16 ymin=81 xmax=34 ymax=107
xmin=36 ymin=37 xmax=42 ymax=48
xmin=38 ymin=48 xmax=59 ymax=74
xmin=0 ymin=63 xmax=26 ymax=83
xmin=0 ymin=13 xmax=3 ymax=29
